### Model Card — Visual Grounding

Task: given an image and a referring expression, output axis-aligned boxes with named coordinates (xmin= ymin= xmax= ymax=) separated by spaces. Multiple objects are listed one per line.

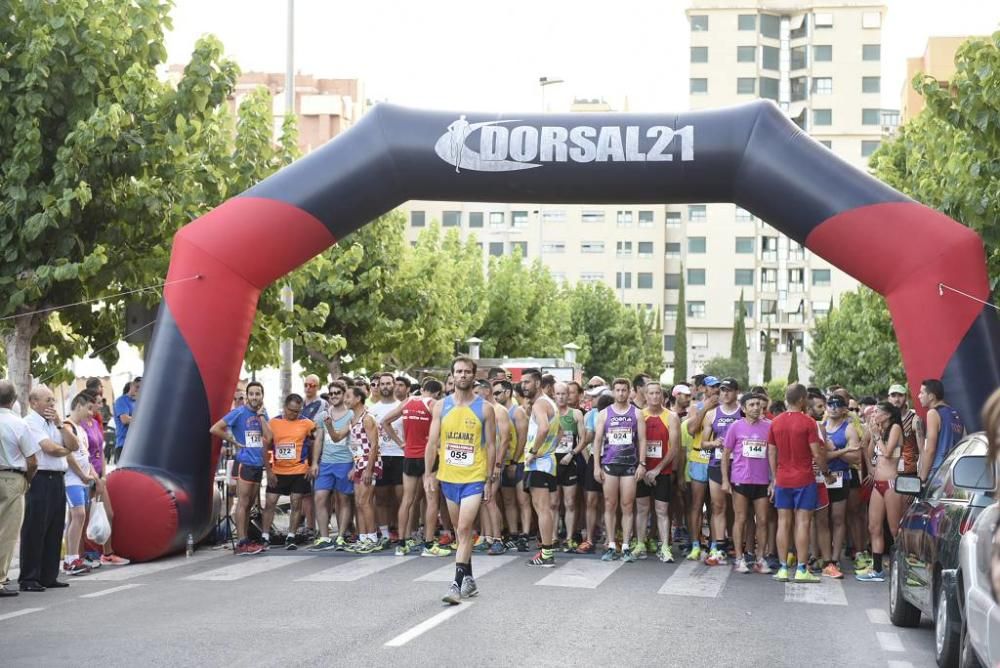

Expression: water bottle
xmin=186 ymin=533 xmax=194 ymax=558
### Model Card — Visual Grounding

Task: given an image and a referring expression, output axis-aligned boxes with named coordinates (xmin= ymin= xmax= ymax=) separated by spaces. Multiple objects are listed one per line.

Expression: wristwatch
xmin=639 ymin=461 xmax=647 ymax=467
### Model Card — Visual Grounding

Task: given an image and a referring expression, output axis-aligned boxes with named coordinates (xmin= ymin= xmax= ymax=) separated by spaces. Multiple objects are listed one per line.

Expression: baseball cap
xmin=703 ymin=376 xmax=721 ymax=387
xmin=672 ymin=384 xmax=692 ymax=397
xmin=585 ymin=384 xmax=609 ymax=397
xmin=719 ymin=377 xmax=740 ymax=391
xmin=826 ymin=395 xmax=848 ymax=409
xmin=888 ymin=384 xmax=907 ymax=396
xmin=586 ymin=376 xmax=607 ymax=389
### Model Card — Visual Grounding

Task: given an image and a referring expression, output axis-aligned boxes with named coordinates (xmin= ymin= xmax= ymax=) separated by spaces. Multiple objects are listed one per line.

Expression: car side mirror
xmin=895 ymin=474 xmax=922 ymax=496
xmin=952 ymin=455 xmax=995 ymax=491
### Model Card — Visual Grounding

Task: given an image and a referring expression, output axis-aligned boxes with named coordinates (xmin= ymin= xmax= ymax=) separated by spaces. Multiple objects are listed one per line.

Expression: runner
xmin=917 ymin=378 xmax=965 ymax=482
xmin=684 ymin=379 xmax=718 ymax=561
xmin=807 ymin=392 xmax=834 ymax=576
xmin=512 ymin=381 xmax=536 ymax=552
xmin=262 ymin=394 xmax=317 ymax=550
xmin=522 ymin=370 xmax=562 ymax=567
xmin=424 ymin=356 xmax=496 ymax=604
xmin=593 ymin=378 xmax=647 ymax=563
xmin=637 ymin=382 xmax=681 ymax=562
xmin=298 ymin=375 xmax=327 ymax=538
xmin=701 ymin=377 xmax=743 ymax=565
xmin=554 ymin=382 xmax=586 ymax=552
xmin=669 ymin=384 xmax=691 ymax=549
xmin=494 ymin=379 xmax=529 ymax=553
xmin=577 ymin=392 xmax=613 ymax=554
xmin=857 ymin=401 xmax=903 ymax=582
xmin=822 ymin=393 xmax=862 ymax=578
xmin=329 ymin=386 xmax=383 ymax=552
xmin=474 ymin=380 xmax=510 ymax=556
xmin=209 ymin=381 xmax=271 ymax=555
xmin=309 ymin=380 xmax=354 ymax=551
xmin=62 ymin=394 xmax=100 ymax=575
xmin=369 ymin=372 xmax=404 ymax=548
xmin=394 ymin=376 xmax=412 ymax=403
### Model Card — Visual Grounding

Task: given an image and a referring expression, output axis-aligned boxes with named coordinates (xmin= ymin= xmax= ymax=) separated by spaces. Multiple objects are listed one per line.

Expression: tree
xmin=765 ymin=379 xmax=787 ymax=404
xmin=0 ymin=2 xmax=293 ymax=409
xmin=672 ymin=266 xmax=687 ymax=384
xmin=872 ymin=32 xmax=1000 ymax=289
xmin=731 ymin=290 xmax=749 ymax=385
xmin=809 ymin=286 xmax=904 ymax=397
xmin=762 ymin=329 xmax=773 ymax=383
xmin=702 ymin=356 xmax=748 ymax=390
xmin=787 ymin=344 xmax=799 ymax=383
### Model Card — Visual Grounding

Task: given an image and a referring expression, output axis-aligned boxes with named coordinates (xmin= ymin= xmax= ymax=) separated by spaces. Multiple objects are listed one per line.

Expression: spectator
xmin=113 ymin=377 xmax=141 ymax=463
xmin=0 ymin=380 xmax=40 ymax=597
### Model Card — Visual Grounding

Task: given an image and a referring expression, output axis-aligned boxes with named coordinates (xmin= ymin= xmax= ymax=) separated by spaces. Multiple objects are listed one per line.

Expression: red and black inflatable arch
xmin=107 ymin=100 xmax=1000 ymax=561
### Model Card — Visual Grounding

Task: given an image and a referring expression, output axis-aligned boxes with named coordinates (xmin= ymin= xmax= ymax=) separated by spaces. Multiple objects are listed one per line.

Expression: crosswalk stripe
xmin=87 ymin=551 xmax=227 ymax=581
xmin=186 ymin=555 xmax=314 ymax=581
xmin=79 ymin=584 xmax=143 ymax=598
xmin=296 ymin=556 xmax=410 ymax=582
xmin=657 ymin=560 xmax=731 ymax=597
xmin=0 ymin=608 xmax=43 ymax=622
xmin=866 ymin=607 xmax=891 ymax=624
xmin=415 ymin=555 xmax=517 ymax=582
xmin=876 ymin=631 xmax=904 ymax=652
xmin=534 ymin=558 xmax=625 ymax=589
xmin=784 ymin=579 xmax=847 ymax=605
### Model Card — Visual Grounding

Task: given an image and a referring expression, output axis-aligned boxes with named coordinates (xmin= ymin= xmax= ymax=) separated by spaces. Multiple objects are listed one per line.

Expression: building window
xmin=734 ymin=207 xmax=753 ymax=223
xmin=788 ymin=268 xmax=805 ymax=290
xmin=468 ymin=212 xmax=483 ymax=228
xmin=862 ymin=76 xmax=880 ymax=93
xmin=616 ymin=241 xmax=633 ymax=257
xmin=581 ymin=210 xmax=604 ymax=223
xmin=410 ymin=210 xmax=426 ymax=228
xmin=762 ymin=45 xmax=779 ymax=71
xmin=790 ymin=76 xmax=808 ymax=102
xmin=690 ymin=46 xmax=708 ymax=63
xmin=759 ymin=77 xmax=779 ymax=101
xmin=819 ymin=140 xmax=832 ymax=149
xmin=690 ymin=14 xmax=708 ymax=31
xmin=735 ymin=301 xmax=755 ymax=318
xmin=512 ymin=241 xmax=527 ymax=257
xmin=511 ymin=210 xmax=529 ymax=228
xmin=813 ymin=300 xmax=831 ymax=317
xmin=761 ymin=267 xmax=778 ymax=290
xmin=813 ymin=12 xmax=833 ymax=28
xmin=580 ymin=272 xmax=604 ymax=283
xmin=688 ymin=237 xmax=707 ymax=253
xmin=813 ymin=109 xmax=832 ymax=126
xmin=760 ymin=14 xmax=780 ymax=38
xmin=442 ymin=210 xmax=461 ymax=227
xmin=488 ymin=242 xmax=504 ymax=256
xmin=861 ymin=140 xmax=880 ymax=157
xmin=738 ymin=14 xmax=756 ymax=30
xmin=862 ymin=44 xmax=881 ymax=61
xmin=542 ymin=242 xmax=565 ymax=254
xmin=735 ymin=269 xmax=755 ymax=286
xmin=691 ymin=332 xmax=709 ymax=348
xmin=637 ymin=241 xmax=654 ymax=258
xmin=638 ymin=210 xmax=654 ymax=227
xmin=790 ymin=45 xmax=807 ymax=70
xmin=489 ymin=211 xmax=505 ymax=228
xmin=737 ymin=77 xmax=756 ymax=95
xmin=812 ymin=269 xmax=832 ymax=286
xmin=687 ymin=301 xmax=706 ymax=319
xmin=666 ymin=211 xmax=681 ymax=226
xmin=581 ymin=241 xmax=605 ymax=253
xmin=813 ymin=45 xmax=833 ymax=62
xmin=665 ymin=304 xmax=678 ymax=320
xmin=541 ymin=209 xmax=566 ymax=223
xmin=687 ymin=268 xmax=706 ymax=286
xmin=637 ymin=272 xmax=653 ymax=289
xmin=760 ymin=299 xmax=778 ymax=320
xmin=788 ymin=240 xmax=805 ymax=261
xmin=812 ymin=77 xmax=832 ymax=95
xmin=664 ymin=334 xmax=676 ymax=352
xmin=616 ymin=272 xmax=632 ymax=289
xmin=616 ymin=210 xmax=633 ymax=226
xmin=690 ymin=78 xmax=708 ymax=94
xmin=790 ymin=15 xmax=808 ymax=39
xmin=862 ymin=108 xmax=881 ymax=125
xmin=688 ymin=205 xmax=706 ymax=222
xmin=665 ymin=242 xmax=681 ymax=258
xmin=665 ymin=273 xmax=681 ymax=290
xmin=862 ymin=11 xmax=881 ymax=28
xmin=735 ymin=237 xmax=755 ymax=253
xmin=737 ymin=45 xmax=757 ymax=63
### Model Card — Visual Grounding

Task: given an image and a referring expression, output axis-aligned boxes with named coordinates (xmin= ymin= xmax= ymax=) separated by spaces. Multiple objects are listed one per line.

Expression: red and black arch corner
xmin=107 ymin=99 xmax=1000 ymax=561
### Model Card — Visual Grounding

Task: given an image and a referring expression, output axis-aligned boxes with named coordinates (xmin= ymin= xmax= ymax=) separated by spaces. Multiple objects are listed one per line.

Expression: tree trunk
xmin=2 ymin=313 xmax=42 ymax=416
xmin=327 ymin=355 xmax=342 ymax=379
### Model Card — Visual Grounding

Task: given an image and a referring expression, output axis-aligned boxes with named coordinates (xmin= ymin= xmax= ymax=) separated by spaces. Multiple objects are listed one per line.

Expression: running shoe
xmin=633 ymin=541 xmax=647 ymax=560
xmin=503 ymin=537 xmax=518 ymax=551
xmin=705 ymin=549 xmax=727 ymax=566
xmin=855 ymin=570 xmax=885 ymax=583
xmin=473 ymin=538 xmax=489 ymax=554
xmin=63 ymin=559 xmax=91 ymax=576
xmin=793 ymin=568 xmax=821 ymax=584
xmin=786 ymin=553 xmax=797 ymax=570
xmin=421 ymin=543 xmax=452 ymax=558
xmin=657 ymin=543 xmax=675 ymax=563
xmin=754 ymin=558 xmax=772 ymax=575
xmin=389 ymin=529 xmax=400 ymax=542
xmin=807 ymin=557 xmax=823 ymax=575
xmin=83 ymin=556 xmax=102 ymax=570
xmin=764 ymin=553 xmax=780 ymax=571
xmin=822 ymin=563 xmax=844 ymax=579
xmin=773 ymin=566 xmax=790 ymax=582
xmin=528 ymin=551 xmax=555 ymax=567
xmin=255 ymin=539 xmax=270 ymax=552
xmin=284 ymin=535 xmax=298 ymax=551
xmin=377 ymin=536 xmax=391 ymax=551
xmin=601 ymin=547 xmax=617 ymax=562
xmin=438 ymin=533 xmax=454 ymax=548
xmin=100 ymin=553 xmax=130 ymax=565
xmin=310 ymin=537 xmax=335 ymax=552
xmin=645 ymin=538 xmax=657 ymax=554
xmin=735 ymin=557 xmax=751 ymax=574
xmin=853 ymin=551 xmax=871 ymax=571
xmin=575 ymin=540 xmax=595 ymax=554
xmin=686 ymin=544 xmax=702 ymax=561
xmin=442 ymin=583 xmax=462 ymax=605
xmin=673 ymin=526 xmax=690 ymax=545
xmin=394 ymin=542 xmax=410 ymax=556
xmin=515 ymin=535 xmax=529 ymax=552
xmin=460 ymin=575 xmax=479 ymax=598
xmin=334 ymin=536 xmax=348 ymax=551
xmin=622 ymin=548 xmax=636 ymax=563
xmin=488 ymin=539 xmax=506 ymax=556
xmin=563 ymin=538 xmax=578 ymax=553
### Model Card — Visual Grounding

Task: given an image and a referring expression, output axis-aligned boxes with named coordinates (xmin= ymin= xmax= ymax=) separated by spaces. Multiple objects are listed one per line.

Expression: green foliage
xmin=765 ymin=378 xmax=787 ymax=403
xmin=808 ymin=287 xmax=903 ymax=397
xmin=787 ymin=345 xmax=799 ymax=383
xmin=672 ymin=266 xmax=687 ymax=384
xmin=872 ymin=31 xmax=1000 ymax=289
xmin=702 ymin=356 xmax=748 ymax=389
xmin=731 ymin=291 xmax=749 ymax=385
xmin=762 ymin=330 xmax=773 ymax=383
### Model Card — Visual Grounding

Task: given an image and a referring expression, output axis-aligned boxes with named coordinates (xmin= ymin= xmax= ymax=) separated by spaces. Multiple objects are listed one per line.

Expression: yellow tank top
xmin=525 ymin=395 xmax=560 ymax=474
xmin=437 ymin=395 xmax=488 ymax=484
xmin=503 ymin=404 xmax=519 ymax=465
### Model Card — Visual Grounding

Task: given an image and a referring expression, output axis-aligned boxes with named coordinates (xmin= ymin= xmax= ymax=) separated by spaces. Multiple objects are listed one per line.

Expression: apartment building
xmin=901 ymin=35 xmax=976 ymax=122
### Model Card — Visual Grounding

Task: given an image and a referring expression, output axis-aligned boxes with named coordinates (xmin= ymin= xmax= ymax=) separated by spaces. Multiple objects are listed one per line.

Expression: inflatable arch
xmin=108 ymin=100 xmax=1000 ymax=561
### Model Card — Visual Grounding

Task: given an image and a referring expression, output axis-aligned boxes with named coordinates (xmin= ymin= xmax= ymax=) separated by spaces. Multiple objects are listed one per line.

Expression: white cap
xmin=672 ymin=384 xmax=692 ymax=396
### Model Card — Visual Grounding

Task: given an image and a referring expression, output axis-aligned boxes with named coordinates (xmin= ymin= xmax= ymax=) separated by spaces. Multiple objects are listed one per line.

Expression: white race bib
xmin=607 ymin=428 xmax=633 ymax=447
xmin=647 ymin=440 xmax=663 ymax=458
xmin=825 ymin=471 xmax=844 ymax=489
xmin=741 ymin=440 xmax=766 ymax=459
xmin=530 ymin=455 xmax=554 ymax=474
xmin=713 ymin=447 xmax=724 ymax=460
xmin=275 ymin=443 xmax=296 ymax=460
xmin=556 ymin=431 xmax=574 ymax=454
xmin=245 ymin=431 xmax=262 ymax=448
xmin=445 ymin=442 xmax=475 ymax=467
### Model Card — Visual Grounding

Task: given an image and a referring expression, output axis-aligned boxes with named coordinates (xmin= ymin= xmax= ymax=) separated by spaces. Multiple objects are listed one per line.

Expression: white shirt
xmin=64 ymin=421 xmax=92 ymax=486
xmin=25 ymin=410 xmax=67 ymax=472
xmin=0 ymin=407 xmax=40 ymax=471
xmin=368 ymin=400 xmax=403 ymax=457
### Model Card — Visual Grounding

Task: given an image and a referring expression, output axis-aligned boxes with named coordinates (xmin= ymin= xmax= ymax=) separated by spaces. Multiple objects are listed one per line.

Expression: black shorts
xmin=403 ymin=457 xmax=425 ymax=478
xmin=733 ymin=483 xmax=770 ymax=501
xmin=848 ymin=470 xmax=861 ymax=489
xmin=556 ymin=455 xmax=579 ymax=487
xmin=636 ymin=475 xmax=672 ymax=502
xmin=602 ymin=463 xmax=636 ymax=477
xmin=828 ymin=471 xmax=851 ymax=503
xmin=377 ymin=456 xmax=404 ymax=486
xmin=524 ymin=470 xmax=557 ymax=492
xmin=236 ymin=463 xmax=263 ymax=484
xmin=583 ymin=461 xmax=603 ymax=493
xmin=266 ymin=473 xmax=310 ymax=496
xmin=707 ymin=465 xmax=723 ymax=485
xmin=501 ymin=462 xmax=524 ymax=488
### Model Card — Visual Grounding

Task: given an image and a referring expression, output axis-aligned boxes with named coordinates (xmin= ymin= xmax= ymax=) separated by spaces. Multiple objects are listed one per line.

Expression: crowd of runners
xmin=213 ymin=359 xmax=967 ymax=605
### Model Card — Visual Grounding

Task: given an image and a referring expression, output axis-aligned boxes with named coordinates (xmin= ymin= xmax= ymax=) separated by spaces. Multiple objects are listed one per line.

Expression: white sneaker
xmin=735 ymin=557 xmax=750 ymax=574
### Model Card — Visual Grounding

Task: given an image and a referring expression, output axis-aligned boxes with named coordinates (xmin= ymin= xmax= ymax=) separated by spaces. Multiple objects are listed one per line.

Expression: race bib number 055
xmin=445 ymin=442 xmax=475 ymax=467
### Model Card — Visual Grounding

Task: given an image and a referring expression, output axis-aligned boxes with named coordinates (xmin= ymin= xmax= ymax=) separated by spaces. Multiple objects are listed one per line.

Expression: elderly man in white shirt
xmin=0 ymin=380 xmax=40 ymax=596
xmin=18 ymin=385 xmax=79 ymax=592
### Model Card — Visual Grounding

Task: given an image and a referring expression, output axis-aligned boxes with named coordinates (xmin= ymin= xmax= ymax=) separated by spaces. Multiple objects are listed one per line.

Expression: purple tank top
xmin=601 ymin=405 xmax=639 ymax=466
xmin=709 ymin=404 xmax=743 ymax=466
xmin=82 ymin=417 xmax=104 ymax=476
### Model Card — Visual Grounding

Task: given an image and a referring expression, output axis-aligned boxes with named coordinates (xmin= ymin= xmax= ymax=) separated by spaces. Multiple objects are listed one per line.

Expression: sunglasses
xmin=848 ymin=407 xmax=859 ymax=413
xmin=329 ymin=390 xmax=343 ymax=395
xmin=304 ymin=382 xmax=318 ymax=388
xmin=586 ymin=384 xmax=601 ymax=389
xmin=493 ymin=391 xmax=504 ymax=397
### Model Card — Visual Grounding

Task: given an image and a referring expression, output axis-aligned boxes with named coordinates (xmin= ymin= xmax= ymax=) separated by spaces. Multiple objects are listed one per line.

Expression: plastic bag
xmin=86 ymin=500 xmax=111 ymax=545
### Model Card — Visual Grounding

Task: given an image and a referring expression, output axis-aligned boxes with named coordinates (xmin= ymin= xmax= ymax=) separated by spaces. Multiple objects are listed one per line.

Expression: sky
xmin=164 ymin=0 xmax=1000 ymax=113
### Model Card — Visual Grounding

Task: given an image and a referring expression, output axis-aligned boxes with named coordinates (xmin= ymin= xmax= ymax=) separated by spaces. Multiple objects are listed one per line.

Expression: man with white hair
xmin=0 ymin=380 xmax=39 ymax=596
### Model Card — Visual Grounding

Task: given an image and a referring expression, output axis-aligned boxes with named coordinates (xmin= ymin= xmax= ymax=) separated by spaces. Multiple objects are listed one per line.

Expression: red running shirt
xmin=767 ymin=411 xmax=822 ymax=488
xmin=642 ymin=410 xmax=672 ymax=475
xmin=402 ymin=397 xmax=434 ymax=458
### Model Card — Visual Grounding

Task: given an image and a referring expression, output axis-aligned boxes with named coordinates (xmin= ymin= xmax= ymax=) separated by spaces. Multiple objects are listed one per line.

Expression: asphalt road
xmin=2 ymin=546 xmax=938 ymax=667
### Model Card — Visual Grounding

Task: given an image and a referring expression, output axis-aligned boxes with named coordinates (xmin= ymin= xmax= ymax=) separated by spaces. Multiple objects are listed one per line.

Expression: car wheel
xmin=959 ymin=617 xmax=982 ymax=668
xmin=889 ymin=550 xmax=921 ymax=627
xmin=935 ymin=584 xmax=961 ymax=667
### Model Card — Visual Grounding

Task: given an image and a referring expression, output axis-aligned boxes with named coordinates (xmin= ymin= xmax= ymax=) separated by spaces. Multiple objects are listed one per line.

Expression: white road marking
xmin=384 ymin=603 xmax=473 ymax=647
xmin=416 ymin=555 xmax=516 ymax=582
xmin=535 ymin=558 xmax=625 ymax=589
xmin=876 ymin=631 xmax=905 ymax=652
xmin=186 ymin=555 xmax=314 ymax=581
xmin=866 ymin=607 xmax=891 ymax=624
xmin=79 ymin=584 xmax=143 ymax=598
xmin=657 ymin=560 xmax=731 ymax=597
xmin=0 ymin=608 xmax=44 ymax=622
xmin=784 ymin=579 xmax=848 ymax=605
xmin=887 ymin=661 xmax=914 ymax=668
xmin=87 ymin=551 xmax=226 ymax=581
xmin=297 ymin=556 xmax=410 ymax=582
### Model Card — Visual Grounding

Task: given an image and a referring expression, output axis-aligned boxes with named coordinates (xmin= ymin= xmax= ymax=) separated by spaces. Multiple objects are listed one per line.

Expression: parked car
xmin=890 ymin=433 xmax=994 ymax=667
xmin=958 ymin=479 xmax=1000 ymax=667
